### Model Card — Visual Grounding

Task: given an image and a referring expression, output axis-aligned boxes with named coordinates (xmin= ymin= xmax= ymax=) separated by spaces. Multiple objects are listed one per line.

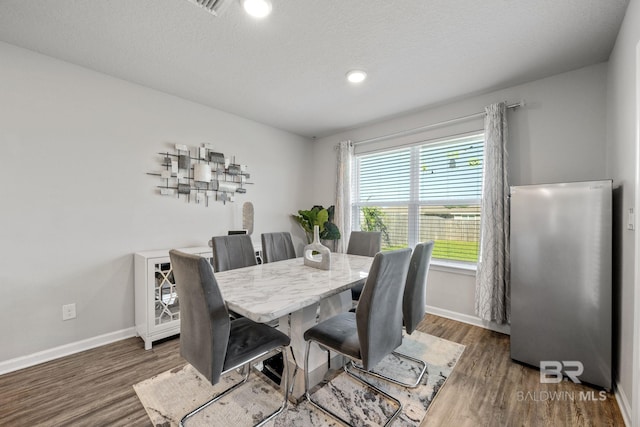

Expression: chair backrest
xmin=356 ymin=248 xmax=412 ymax=370
xmin=347 ymin=231 xmax=382 ymax=257
xmin=169 ymin=250 xmax=230 ymax=385
xmin=210 ymin=234 xmax=257 ymax=272
xmin=261 ymin=232 xmax=296 ymax=263
xmin=403 ymin=241 xmax=435 ymax=334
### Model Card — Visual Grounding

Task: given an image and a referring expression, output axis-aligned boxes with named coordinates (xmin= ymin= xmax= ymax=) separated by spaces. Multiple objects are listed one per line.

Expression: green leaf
xmin=316 ymin=209 xmax=329 ymax=232
xmin=321 ymin=222 xmax=341 ymax=240
xmin=292 ymin=204 xmax=341 ymax=240
xmin=326 ymin=205 xmax=335 ymax=223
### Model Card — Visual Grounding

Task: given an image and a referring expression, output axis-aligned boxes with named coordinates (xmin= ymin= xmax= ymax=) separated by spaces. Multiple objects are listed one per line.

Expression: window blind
xmin=352 ymin=133 xmax=484 ymax=263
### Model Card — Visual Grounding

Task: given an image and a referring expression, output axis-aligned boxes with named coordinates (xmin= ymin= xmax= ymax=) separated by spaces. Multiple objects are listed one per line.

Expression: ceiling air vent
xmin=186 ymin=0 xmax=231 ymax=17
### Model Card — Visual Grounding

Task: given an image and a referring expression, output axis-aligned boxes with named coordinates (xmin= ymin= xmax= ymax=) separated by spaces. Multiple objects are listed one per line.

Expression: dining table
xmin=213 ymin=252 xmax=373 ymax=398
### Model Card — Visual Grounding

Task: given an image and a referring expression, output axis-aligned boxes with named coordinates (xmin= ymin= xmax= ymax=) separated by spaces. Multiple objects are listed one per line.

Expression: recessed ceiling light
xmin=346 ymin=70 xmax=367 ymax=84
xmin=242 ymin=0 xmax=272 ymax=18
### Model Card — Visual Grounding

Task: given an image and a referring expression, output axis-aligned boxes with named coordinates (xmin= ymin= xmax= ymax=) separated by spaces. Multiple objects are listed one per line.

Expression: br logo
xmin=540 ymin=361 xmax=584 ymax=384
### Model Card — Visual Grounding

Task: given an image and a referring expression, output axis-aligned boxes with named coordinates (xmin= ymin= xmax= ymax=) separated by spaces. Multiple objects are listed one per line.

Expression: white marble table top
xmin=213 ymin=253 xmax=373 ymax=323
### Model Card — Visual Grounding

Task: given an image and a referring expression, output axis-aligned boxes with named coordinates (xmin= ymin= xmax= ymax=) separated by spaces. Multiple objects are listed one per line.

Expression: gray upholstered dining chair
xmin=347 ymin=231 xmax=382 ymax=256
xmin=347 ymin=231 xmax=382 ymax=300
xmin=210 ymin=234 xmax=257 ymax=272
xmin=261 ymin=232 xmax=296 ymax=263
xmin=403 ymin=241 xmax=434 ymax=335
xmin=303 ymin=248 xmax=411 ymax=426
xmin=169 ymin=250 xmax=290 ymax=427
xmin=260 ymin=231 xmax=298 ymax=384
xmin=349 ymin=241 xmax=435 ymax=388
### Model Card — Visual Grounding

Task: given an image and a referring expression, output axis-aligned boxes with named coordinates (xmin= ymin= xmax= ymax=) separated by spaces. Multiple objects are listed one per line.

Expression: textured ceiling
xmin=0 ymin=0 xmax=629 ymax=138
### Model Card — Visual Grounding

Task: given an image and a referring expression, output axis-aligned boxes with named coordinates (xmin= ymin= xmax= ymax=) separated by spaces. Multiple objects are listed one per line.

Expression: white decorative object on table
xmin=304 ymin=225 xmax=331 ymax=270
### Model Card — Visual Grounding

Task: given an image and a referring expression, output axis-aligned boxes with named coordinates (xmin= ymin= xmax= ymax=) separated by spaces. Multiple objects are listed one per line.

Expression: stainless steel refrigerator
xmin=510 ymin=180 xmax=612 ymax=389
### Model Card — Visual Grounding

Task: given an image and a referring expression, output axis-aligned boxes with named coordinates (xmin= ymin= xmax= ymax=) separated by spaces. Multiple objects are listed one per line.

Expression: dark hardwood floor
xmin=0 ymin=315 xmax=625 ymax=426
xmin=421 ymin=316 xmax=624 ymax=427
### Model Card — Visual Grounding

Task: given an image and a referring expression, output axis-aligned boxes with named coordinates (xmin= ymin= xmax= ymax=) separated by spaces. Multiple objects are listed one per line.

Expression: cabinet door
xmin=148 ymin=257 xmax=180 ymax=331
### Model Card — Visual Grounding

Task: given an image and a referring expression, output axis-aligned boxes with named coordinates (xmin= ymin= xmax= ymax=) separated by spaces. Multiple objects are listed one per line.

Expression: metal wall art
xmin=148 ymin=143 xmax=252 ymax=205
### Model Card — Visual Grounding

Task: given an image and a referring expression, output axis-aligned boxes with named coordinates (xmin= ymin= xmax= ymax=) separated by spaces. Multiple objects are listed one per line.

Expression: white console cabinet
xmin=134 ymin=243 xmax=263 ymax=350
xmin=134 ymin=246 xmax=212 ymax=350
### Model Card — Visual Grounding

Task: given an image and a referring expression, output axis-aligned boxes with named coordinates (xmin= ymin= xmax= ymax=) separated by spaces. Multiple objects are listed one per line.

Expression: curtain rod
xmin=353 ymin=101 xmax=524 ymax=146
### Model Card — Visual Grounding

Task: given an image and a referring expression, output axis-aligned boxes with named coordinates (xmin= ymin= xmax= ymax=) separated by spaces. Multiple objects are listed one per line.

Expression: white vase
xmin=303 ymin=225 xmax=331 ymax=270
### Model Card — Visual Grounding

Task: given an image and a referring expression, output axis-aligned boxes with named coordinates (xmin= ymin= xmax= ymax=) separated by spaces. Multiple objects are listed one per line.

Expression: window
xmin=352 ymin=133 xmax=484 ymax=263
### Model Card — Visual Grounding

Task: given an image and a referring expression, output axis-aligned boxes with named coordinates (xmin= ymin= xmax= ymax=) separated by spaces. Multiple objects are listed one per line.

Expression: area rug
xmin=133 ymin=331 xmax=464 ymax=426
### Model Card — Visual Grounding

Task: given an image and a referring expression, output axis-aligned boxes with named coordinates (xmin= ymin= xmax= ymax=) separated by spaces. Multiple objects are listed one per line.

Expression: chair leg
xmin=288 ymin=346 xmax=298 ymax=397
xmin=180 ymin=363 xmax=251 ymax=427
xmin=256 ymin=346 xmax=290 ymax=427
xmin=304 ymin=340 xmax=403 ymax=427
xmin=346 ymin=350 xmax=427 ymax=388
xmin=342 ymin=365 xmax=403 ymax=427
xmin=180 ymin=347 xmax=290 ymax=427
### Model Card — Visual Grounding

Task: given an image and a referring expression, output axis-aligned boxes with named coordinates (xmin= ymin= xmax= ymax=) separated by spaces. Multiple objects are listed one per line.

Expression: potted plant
xmin=292 ymin=205 xmax=341 ymax=244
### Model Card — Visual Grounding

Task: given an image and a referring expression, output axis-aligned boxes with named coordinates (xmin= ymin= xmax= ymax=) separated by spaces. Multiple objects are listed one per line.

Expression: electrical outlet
xmin=62 ymin=303 xmax=76 ymax=321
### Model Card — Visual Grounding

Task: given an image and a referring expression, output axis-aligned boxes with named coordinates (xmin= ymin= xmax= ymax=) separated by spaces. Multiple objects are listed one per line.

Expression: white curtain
xmin=475 ymin=102 xmax=510 ymax=323
xmin=335 ymin=140 xmax=353 ymax=253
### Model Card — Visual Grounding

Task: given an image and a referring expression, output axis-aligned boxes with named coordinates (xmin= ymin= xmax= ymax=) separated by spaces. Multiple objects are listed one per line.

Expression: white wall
xmin=312 ymin=63 xmax=608 ymax=330
xmin=606 ymin=0 xmax=640 ymax=420
xmin=0 ymin=42 xmax=314 ymax=363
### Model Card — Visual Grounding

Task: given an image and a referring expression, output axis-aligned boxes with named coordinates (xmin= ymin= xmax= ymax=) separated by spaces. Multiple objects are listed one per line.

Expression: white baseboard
xmin=615 ymin=381 xmax=632 ymax=427
xmin=0 ymin=327 xmax=137 ymax=375
xmin=425 ymin=305 xmax=511 ymax=335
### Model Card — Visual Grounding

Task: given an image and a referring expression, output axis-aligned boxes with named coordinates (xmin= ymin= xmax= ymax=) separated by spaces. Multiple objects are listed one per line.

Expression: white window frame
xmin=352 ymin=131 xmax=484 ymax=271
